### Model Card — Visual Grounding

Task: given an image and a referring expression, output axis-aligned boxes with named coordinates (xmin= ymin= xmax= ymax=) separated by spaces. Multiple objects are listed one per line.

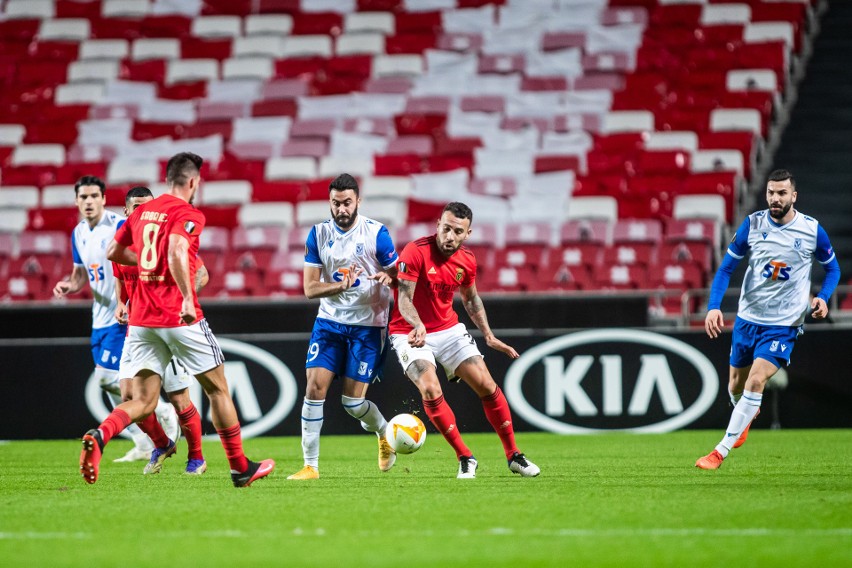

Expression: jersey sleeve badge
xmin=184 ymin=221 xmax=197 ymax=234
xmin=455 ymin=268 xmax=465 ymax=282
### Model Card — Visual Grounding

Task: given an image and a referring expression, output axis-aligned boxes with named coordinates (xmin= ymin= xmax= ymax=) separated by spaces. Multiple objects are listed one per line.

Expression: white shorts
xmin=118 ymin=341 xmax=193 ymax=392
xmin=390 ymin=323 xmax=482 ymax=381
xmin=126 ymin=319 xmax=224 ymax=378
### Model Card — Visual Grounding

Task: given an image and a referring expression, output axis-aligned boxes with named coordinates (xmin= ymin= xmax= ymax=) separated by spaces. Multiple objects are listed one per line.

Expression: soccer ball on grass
xmin=385 ymin=413 xmax=427 ymax=454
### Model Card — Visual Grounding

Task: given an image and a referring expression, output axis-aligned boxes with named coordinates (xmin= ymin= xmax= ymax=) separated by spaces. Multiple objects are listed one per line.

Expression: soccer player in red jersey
xmin=79 ymin=152 xmax=275 ymax=487
xmin=388 ymin=202 xmax=540 ymax=479
xmin=112 ymin=186 xmax=208 ymax=476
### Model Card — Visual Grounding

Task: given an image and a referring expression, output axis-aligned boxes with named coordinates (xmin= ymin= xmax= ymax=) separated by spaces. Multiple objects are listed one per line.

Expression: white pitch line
xmin=2 ymin=528 xmax=850 ymax=540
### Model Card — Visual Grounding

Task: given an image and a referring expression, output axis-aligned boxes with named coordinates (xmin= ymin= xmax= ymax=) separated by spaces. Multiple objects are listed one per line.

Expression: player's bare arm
xmin=367 ymin=265 xmax=398 ymax=288
xmin=195 ymin=264 xmax=209 ymax=294
xmin=705 ymin=308 xmax=725 ymax=339
xmin=397 ymin=279 xmax=426 ymax=347
xmin=52 ymin=264 xmax=88 ymax=298
xmin=114 ymin=277 xmax=129 ymax=325
xmin=811 ymin=297 xmax=829 ymax=319
xmin=168 ymin=233 xmax=196 ymax=325
xmin=303 ymin=263 xmax=363 ymax=299
xmin=460 ymin=283 xmax=519 ymax=359
xmin=106 ymin=239 xmax=138 ymax=267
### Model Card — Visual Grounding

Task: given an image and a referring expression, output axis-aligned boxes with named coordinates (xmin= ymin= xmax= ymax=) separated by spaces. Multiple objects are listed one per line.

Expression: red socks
xmin=98 ymin=409 xmax=132 ymax=445
xmin=137 ymin=413 xmax=170 ymax=448
xmin=481 ymin=387 xmax=519 ymax=460
xmin=423 ymin=395 xmax=472 ymax=460
xmin=216 ymin=423 xmax=248 ymax=473
xmin=178 ymin=404 xmax=204 ymax=460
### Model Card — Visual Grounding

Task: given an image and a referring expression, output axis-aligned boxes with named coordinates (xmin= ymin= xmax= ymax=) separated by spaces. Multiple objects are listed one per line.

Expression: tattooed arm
xmin=397 ymin=278 xmax=427 ymax=347
xmin=459 ymin=282 xmax=518 ymax=359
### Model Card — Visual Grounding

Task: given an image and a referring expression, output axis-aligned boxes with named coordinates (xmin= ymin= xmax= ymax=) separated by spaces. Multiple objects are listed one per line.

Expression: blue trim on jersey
xmin=815 ymin=225 xmax=835 ymax=263
xmin=728 ymin=218 xmax=751 ymax=258
xmin=305 ymin=225 xmax=321 ymax=265
xmin=71 ymin=231 xmax=82 ymax=265
xmin=116 ymin=219 xmax=125 ymax=231
xmin=90 ymin=323 xmax=127 ymax=370
xmin=817 ymin=256 xmax=841 ymax=303
xmin=707 ymin=253 xmax=741 ymax=310
xmin=375 ymin=225 xmax=399 ymax=269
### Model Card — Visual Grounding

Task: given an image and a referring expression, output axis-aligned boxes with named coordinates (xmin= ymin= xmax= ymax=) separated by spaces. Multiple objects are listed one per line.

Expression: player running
xmin=80 ymin=152 xmax=274 ymax=487
xmin=388 ymin=202 xmax=540 ymax=479
xmin=696 ymin=169 xmax=840 ymax=469
xmin=112 ymin=186 xmax=208 ymax=476
xmin=287 ymin=173 xmax=399 ymax=480
xmin=53 ymin=176 xmax=178 ymax=463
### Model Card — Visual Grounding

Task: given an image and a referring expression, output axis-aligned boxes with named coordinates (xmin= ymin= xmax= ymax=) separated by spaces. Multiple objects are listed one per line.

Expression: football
xmin=385 ymin=413 xmax=427 ymax=454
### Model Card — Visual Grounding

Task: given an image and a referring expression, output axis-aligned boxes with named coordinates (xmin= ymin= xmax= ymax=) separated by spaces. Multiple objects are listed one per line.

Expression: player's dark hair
xmin=768 ymin=169 xmax=795 ymax=190
xmin=443 ymin=202 xmax=473 ymax=224
xmin=74 ymin=175 xmax=105 ymax=197
xmin=166 ymin=152 xmax=203 ymax=187
xmin=329 ymin=173 xmax=359 ymax=196
xmin=125 ymin=185 xmax=153 ymax=204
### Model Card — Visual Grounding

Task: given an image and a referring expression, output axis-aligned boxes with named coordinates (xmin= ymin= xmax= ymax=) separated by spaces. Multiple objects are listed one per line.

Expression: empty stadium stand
xmin=0 ymin=0 xmax=832 ymax=321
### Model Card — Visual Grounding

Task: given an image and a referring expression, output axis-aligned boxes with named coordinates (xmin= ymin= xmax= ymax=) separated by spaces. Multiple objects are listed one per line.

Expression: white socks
xmin=716 ymin=390 xmax=762 ymax=458
xmin=300 ymin=398 xmax=324 ymax=468
xmin=728 ymin=387 xmax=742 ymax=406
xmin=341 ymin=395 xmax=388 ymax=436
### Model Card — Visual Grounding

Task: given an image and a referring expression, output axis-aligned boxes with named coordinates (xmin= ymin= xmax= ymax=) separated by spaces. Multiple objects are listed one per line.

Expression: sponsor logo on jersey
xmin=761 ymin=260 xmax=791 ymax=281
xmin=428 ymin=266 xmax=437 ymax=275
xmin=86 ymin=339 xmax=297 ymax=439
xmin=504 ymin=330 xmax=718 ymax=433
xmin=762 ymin=232 xmax=768 ymax=240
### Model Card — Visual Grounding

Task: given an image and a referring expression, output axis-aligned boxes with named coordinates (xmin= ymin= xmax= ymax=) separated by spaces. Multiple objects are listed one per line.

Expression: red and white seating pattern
xmin=0 ymin=0 xmax=817 ymax=303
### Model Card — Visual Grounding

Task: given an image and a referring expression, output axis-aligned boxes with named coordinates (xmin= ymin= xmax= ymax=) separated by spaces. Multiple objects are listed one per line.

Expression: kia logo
xmin=86 ymin=338 xmax=298 ymax=439
xmin=504 ymin=330 xmax=718 ymax=433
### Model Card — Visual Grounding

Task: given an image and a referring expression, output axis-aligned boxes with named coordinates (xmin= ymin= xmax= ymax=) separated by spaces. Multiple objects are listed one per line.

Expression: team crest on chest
xmin=793 ymin=238 xmax=802 ymax=250
xmin=455 ymin=268 xmax=464 ymax=282
xmin=355 ymin=243 xmax=365 ymax=255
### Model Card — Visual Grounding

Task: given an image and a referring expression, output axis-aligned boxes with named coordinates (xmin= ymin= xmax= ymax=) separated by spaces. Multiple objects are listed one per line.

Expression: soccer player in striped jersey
xmin=388 ymin=202 xmax=540 ymax=479
xmin=287 ymin=174 xmax=399 ymax=480
xmin=697 ymin=169 xmax=841 ymax=469
xmin=52 ymin=176 xmax=178 ymax=463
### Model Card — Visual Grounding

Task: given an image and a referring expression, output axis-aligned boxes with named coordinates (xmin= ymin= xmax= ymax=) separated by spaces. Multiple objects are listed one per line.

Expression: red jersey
xmin=113 ymin=253 xmax=204 ymax=313
xmin=389 ymin=235 xmax=477 ymax=334
xmin=114 ymin=194 xmax=205 ymax=328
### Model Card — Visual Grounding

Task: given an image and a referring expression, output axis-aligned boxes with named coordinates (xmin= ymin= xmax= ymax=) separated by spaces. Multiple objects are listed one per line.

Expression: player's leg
xmin=165 ymin=359 xmax=205 ymax=474
xmin=452 ymin=340 xmax=540 ymax=478
xmin=340 ymin=326 xmax=395 ymax=472
xmin=172 ymin=320 xmax=274 ymax=487
xmin=117 ymin=345 xmax=177 ymax=467
xmin=287 ymin=366 xmax=334 ymax=479
xmin=391 ymin=332 xmax=475 ymax=478
xmin=288 ymin=320 xmax=343 ymax=479
xmin=92 ymin=327 xmax=155 ymax=462
xmin=80 ymin=370 xmax=164 ymax=484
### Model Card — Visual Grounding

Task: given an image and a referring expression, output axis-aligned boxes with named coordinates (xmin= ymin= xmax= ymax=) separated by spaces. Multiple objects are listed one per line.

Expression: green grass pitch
xmin=1 ymin=430 xmax=850 ymax=567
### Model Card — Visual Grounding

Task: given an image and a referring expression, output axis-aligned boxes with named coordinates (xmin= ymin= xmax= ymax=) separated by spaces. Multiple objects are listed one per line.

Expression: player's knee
xmin=341 ymin=395 xmax=369 ymax=419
